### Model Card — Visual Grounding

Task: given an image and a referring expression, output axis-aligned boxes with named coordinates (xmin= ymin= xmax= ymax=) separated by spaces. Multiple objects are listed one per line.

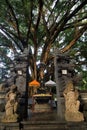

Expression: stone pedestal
xmin=0 ymin=122 xmax=20 ymax=130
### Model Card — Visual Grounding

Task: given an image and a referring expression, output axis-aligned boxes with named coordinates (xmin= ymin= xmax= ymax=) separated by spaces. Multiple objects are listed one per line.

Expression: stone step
xmin=22 ymin=121 xmax=67 ymax=130
xmin=67 ymin=122 xmax=87 ymax=130
xmin=21 ymin=121 xmax=87 ymax=130
xmin=0 ymin=121 xmax=87 ymax=130
xmin=22 ymin=126 xmax=67 ymax=130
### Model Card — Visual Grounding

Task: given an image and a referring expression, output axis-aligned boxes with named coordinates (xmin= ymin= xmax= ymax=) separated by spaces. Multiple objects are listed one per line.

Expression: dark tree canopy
xmin=0 ymin=0 xmax=87 ymax=87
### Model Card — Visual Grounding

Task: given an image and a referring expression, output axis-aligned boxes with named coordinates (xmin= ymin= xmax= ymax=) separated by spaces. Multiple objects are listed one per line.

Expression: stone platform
xmin=22 ymin=120 xmax=87 ymax=130
xmin=22 ymin=111 xmax=87 ymax=130
xmin=0 ymin=111 xmax=87 ymax=130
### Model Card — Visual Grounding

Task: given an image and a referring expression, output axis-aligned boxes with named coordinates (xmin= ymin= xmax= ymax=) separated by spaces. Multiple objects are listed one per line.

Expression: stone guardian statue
xmin=63 ymin=81 xmax=84 ymax=122
xmin=2 ymin=84 xmax=20 ymax=122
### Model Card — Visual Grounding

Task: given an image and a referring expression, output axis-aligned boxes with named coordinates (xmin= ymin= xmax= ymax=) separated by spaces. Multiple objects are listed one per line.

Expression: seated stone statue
xmin=2 ymin=84 xmax=20 ymax=122
xmin=63 ymin=81 xmax=84 ymax=122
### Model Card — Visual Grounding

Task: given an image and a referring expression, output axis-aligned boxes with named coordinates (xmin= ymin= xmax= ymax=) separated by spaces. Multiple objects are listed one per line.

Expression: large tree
xmin=0 ymin=0 xmax=87 ymax=80
xmin=0 ymin=0 xmax=87 ymax=119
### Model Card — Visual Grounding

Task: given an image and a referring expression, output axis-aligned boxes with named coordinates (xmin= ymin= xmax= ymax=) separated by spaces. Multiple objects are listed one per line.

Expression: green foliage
xmin=79 ymin=71 xmax=87 ymax=90
xmin=0 ymin=0 xmax=87 ymax=82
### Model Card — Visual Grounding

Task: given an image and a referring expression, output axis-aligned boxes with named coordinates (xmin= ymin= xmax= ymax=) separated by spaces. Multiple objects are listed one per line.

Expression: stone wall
xmin=80 ymin=91 xmax=87 ymax=121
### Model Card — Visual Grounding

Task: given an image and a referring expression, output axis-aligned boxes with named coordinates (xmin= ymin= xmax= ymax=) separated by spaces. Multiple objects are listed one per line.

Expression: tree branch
xmin=5 ymin=0 xmax=20 ymax=38
xmin=35 ymin=0 xmax=43 ymax=30
xmin=41 ymin=0 xmax=87 ymax=63
xmin=50 ymin=0 xmax=87 ymax=42
xmin=26 ymin=1 xmax=33 ymax=43
xmin=0 ymin=25 xmax=23 ymax=51
xmin=61 ymin=25 xmax=87 ymax=53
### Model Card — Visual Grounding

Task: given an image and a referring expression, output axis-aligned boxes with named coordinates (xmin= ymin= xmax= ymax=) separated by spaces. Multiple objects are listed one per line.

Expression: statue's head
xmin=10 ymin=84 xmax=17 ymax=92
xmin=0 ymin=83 xmax=5 ymax=91
xmin=66 ymin=80 xmax=74 ymax=92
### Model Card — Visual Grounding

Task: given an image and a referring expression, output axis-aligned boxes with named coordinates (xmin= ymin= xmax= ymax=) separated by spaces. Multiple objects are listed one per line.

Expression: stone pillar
xmin=54 ymin=50 xmax=75 ymax=119
xmin=14 ymin=48 xmax=30 ymax=119
xmin=5 ymin=47 xmax=31 ymax=120
xmin=0 ymin=84 xmax=6 ymax=120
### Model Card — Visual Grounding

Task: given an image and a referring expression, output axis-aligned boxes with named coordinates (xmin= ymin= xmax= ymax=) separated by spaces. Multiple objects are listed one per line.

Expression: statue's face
xmin=11 ymin=87 xmax=17 ymax=92
xmin=11 ymin=89 xmax=15 ymax=92
xmin=10 ymin=99 xmax=15 ymax=104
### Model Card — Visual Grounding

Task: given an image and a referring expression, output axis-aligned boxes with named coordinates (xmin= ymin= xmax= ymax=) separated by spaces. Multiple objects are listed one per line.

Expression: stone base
xmin=1 ymin=113 xmax=19 ymax=123
xmin=0 ymin=122 xmax=20 ymax=130
xmin=65 ymin=111 xmax=84 ymax=122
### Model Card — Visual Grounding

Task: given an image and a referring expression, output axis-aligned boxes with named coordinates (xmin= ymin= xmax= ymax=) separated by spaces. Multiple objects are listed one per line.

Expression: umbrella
xmin=45 ymin=79 xmax=56 ymax=86
xmin=29 ymin=79 xmax=40 ymax=87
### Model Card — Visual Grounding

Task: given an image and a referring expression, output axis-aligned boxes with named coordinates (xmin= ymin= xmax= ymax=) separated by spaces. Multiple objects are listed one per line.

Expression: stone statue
xmin=63 ymin=81 xmax=84 ymax=122
xmin=2 ymin=84 xmax=20 ymax=122
xmin=0 ymin=84 xmax=5 ymax=91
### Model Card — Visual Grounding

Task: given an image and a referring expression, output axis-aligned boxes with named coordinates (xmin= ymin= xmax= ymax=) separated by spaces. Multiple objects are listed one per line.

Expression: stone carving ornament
xmin=2 ymin=84 xmax=20 ymax=122
xmin=63 ymin=81 xmax=84 ymax=122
